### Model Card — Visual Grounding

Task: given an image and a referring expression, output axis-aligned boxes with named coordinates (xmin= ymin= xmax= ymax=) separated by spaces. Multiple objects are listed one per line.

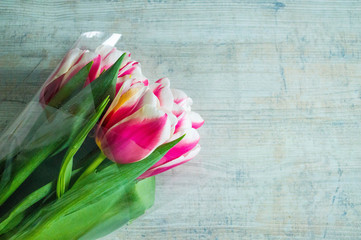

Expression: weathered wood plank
xmin=1 ymin=0 xmax=361 ymax=239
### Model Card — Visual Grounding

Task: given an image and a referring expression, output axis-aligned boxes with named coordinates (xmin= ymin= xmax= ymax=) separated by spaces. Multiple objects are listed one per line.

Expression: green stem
xmin=0 ymin=138 xmax=65 ymax=205
xmin=75 ymin=152 xmax=106 ymax=185
xmin=56 ymin=96 xmax=110 ymax=199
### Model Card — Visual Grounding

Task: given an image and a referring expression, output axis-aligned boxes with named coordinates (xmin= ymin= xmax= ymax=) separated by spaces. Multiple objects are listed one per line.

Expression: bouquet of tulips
xmin=0 ymin=32 xmax=204 ymax=240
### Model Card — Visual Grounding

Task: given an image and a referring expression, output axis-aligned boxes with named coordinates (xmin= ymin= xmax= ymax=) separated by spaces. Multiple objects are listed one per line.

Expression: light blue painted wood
xmin=1 ymin=0 xmax=361 ymax=239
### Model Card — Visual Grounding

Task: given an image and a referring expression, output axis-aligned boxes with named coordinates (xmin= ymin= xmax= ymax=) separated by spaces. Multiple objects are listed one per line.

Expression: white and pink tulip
xmin=95 ymin=80 xmax=175 ymax=164
xmin=95 ymin=72 xmax=204 ymax=177
xmin=39 ymin=45 xmax=148 ymax=106
xmin=139 ymin=78 xmax=204 ymax=178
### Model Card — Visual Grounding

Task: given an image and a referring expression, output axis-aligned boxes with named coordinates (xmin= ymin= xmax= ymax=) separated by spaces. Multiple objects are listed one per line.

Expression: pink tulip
xmin=39 ymin=45 xmax=148 ymax=106
xmin=36 ymin=37 xmax=204 ymax=181
xmin=96 ymin=73 xmax=204 ymax=177
xmin=138 ymin=78 xmax=204 ymax=178
xmin=95 ymin=78 xmax=176 ymax=164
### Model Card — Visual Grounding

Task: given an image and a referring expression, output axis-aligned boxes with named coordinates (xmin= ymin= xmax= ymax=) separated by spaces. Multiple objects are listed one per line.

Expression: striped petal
xmin=95 ymin=45 xmax=130 ymax=73
xmin=116 ymin=61 xmax=148 ymax=93
xmin=167 ymin=111 xmax=178 ymax=136
xmin=85 ymin=54 xmax=102 ymax=86
xmin=39 ymin=74 xmax=64 ymax=105
xmin=39 ymin=48 xmax=85 ymax=105
xmin=99 ymin=105 xmax=171 ymax=164
xmin=138 ymin=145 xmax=201 ymax=179
xmin=152 ymin=128 xmax=200 ymax=168
xmin=61 ymin=51 xmax=99 ymax=87
xmin=171 ymin=88 xmax=193 ymax=111
xmin=174 ymin=112 xmax=192 ymax=133
xmin=48 ymin=48 xmax=84 ymax=83
xmin=128 ymin=63 xmax=148 ymax=86
xmin=106 ymin=88 xmax=159 ymax=130
xmin=172 ymin=102 xmax=185 ymax=118
xmin=151 ymin=78 xmax=174 ymax=112
xmin=171 ymin=88 xmax=187 ymax=104
xmin=102 ymin=49 xmax=127 ymax=71
xmin=99 ymin=84 xmax=147 ymax=131
xmin=189 ymin=111 xmax=204 ymax=129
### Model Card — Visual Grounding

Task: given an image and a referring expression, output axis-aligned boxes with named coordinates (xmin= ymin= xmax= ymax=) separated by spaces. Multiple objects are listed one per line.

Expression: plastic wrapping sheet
xmin=0 ymin=32 xmax=206 ymax=239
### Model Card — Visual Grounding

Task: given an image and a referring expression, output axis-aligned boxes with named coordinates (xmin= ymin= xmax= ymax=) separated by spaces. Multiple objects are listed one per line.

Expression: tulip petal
xmin=139 ymin=145 xmax=201 ymax=178
xmin=96 ymin=45 xmax=130 ymax=71
xmin=116 ymin=77 xmax=133 ymax=95
xmin=61 ymin=51 xmax=98 ymax=87
xmin=152 ymin=78 xmax=174 ymax=112
xmin=172 ymin=102 xmax=185 ymax=118
xmin=152 ymin=128 xmax=200 ymax=168
xmin=167 ymin=112 xmax=178 ymax=136
xmin=106 ymin=88 xmax=160 ymax=130
xmin=119 ymin=61 xmax=137 ymax=77
xmin=100 ymin=105 xmax=171 ymax=164
xmin=48 ymin=48 xmax=84 ymax=82
xmin=102 ymin=49 xmax=126 ymax=71
xmin=189 ymin=111 xmax=205 ymax=129
xmin=85 ymin=54 xmax=102 ymax=85
xmin=100 ymin=85 xmax=147 ymax=130
xmin=171 ymin=89 xmax=193 ymax=111
xmin=117 ymin=61 xmax=148 ymax=92
xmin=171 ymin=89 xmax=188 ymax=104
xmin=174 ymin=112 xmax=192 ymax=133
xmin=39 ymin=74 xmax=64 ymax=105
xmin=40 ymin=49 xmax=84 ymax=104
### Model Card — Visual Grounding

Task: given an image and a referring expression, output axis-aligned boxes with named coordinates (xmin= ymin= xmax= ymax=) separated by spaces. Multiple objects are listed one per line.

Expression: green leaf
xmin=90 ymin=53 xmax=126 ymax=105
xmin=5 ymin=177 xmax=155 ymax=240
xmin=74 ymin=152 xmax=106 ymax=185
xmin=0 ymin=134 xmax=66 ymax=206
xmin=6 ymin=136 xmax=184 ymax=240
xmin=56 ymin=96 xmax=110 ymax=198
xmin=0 ymin=137 xmax=18 ymax=194
xmin=0 ymin=182 xmax=53 ymax=235
xmin=0 ymin=168 xmax=83 ymax=235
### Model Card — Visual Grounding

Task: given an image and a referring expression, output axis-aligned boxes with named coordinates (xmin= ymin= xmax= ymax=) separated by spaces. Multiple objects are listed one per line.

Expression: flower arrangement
xmin=0 ymin=32 xmax=204 ymax=239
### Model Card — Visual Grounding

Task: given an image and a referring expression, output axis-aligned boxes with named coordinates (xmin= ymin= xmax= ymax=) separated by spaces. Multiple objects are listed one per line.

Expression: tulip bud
xmin=39 ymin=45 xmax=131 ymax=106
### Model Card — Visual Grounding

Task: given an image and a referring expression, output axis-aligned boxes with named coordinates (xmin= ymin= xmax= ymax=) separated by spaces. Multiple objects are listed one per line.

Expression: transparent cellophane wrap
xmin=0 ymin=32 xmax=207 ymax=240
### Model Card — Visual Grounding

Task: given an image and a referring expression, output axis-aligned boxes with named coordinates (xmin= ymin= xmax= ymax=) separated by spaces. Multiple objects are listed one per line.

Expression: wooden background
xmin=1 ymin=0 xmax=361 ymax=239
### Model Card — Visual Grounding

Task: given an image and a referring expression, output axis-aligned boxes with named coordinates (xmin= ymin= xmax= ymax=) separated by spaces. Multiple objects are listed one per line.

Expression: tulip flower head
xmin=39 ymin=44 xmax=151 ymax=109
xmin=96 ymin=75 xmax=204 ymax=178
xmin=139 ymin=78 xmax=204 ymax=178
xmin=39 ymin=45 xmax=130 ymax=106
xmin=95 ymin=79 xmax=174 ymax=164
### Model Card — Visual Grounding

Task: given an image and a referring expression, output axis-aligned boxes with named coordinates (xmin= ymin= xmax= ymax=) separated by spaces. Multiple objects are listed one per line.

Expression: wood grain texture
xmin=1 ymin=0 xmax=361 ymax=239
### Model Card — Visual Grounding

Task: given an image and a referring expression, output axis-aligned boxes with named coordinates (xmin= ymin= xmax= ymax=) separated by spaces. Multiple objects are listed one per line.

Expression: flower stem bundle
xmin=0 ymin=32 xmax=204 ymax=239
